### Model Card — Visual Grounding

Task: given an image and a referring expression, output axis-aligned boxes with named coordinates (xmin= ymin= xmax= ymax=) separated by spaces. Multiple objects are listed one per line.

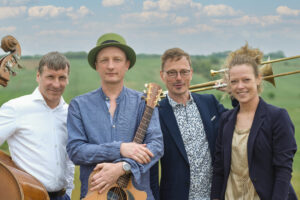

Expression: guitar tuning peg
xmin=143 ymin=90 xmax=146 ymax=93
xmin=144 ymin=83 xmax=148 ymax=88
xmin=141 ymin=96 xmax=146 ymax=100
xmin=17 ymin=63 xmax=23 ymax=69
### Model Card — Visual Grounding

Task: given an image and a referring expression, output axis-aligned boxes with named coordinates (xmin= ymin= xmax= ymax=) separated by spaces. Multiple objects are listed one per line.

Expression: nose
xmin=52 ymin=78 xmax=60 ymax=88
xmin=107 ymin=59 xmax=114 ymax=70
xmin=175 ymin=72 xmax=183 ymax=80
xmin=236 ymin=81 xmax=244 ymax=89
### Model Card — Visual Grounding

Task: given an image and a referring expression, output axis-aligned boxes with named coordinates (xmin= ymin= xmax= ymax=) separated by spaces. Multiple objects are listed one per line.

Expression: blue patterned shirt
xmin=168 ymin=94 xmax=212 ymax=200
xmin=67 ymin=87 xmax=164 ymax=199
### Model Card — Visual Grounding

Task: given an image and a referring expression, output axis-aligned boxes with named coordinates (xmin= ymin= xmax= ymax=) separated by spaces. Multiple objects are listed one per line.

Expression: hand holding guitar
xmin=90 ymin=162 xmax=124 ymax=194
xmin=120 ymin=142 xmax=154 ymax=164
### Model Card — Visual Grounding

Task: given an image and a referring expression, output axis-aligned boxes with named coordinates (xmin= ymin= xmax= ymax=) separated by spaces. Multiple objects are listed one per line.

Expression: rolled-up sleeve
xmin=115 ymin=107 xmax=164 ymax=184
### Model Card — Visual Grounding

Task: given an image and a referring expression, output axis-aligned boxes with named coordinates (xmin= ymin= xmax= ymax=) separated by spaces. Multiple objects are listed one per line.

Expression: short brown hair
xmin=38 ymin=52 xmax=70 ymax=74
xmin=161 ymin=48 xmax=191 ymax=70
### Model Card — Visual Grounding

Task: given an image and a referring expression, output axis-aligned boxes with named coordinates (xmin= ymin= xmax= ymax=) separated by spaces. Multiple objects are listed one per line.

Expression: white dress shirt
xmin=0 ymin=88 xmax=74 ymax=196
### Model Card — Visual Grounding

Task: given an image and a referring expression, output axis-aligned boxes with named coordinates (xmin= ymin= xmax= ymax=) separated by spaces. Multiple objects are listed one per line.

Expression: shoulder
xmin=124 ymin=87 xmax=143 ymax=99
xmin=1 ymin=93 xmax=34 ymax=110
xmin=191 ymin=93 xmax=217 ymax=103
xmin=70 ymin=88 xmax=100 ymax=104
xmin=260 ymin=99 xmax=289 ymax=121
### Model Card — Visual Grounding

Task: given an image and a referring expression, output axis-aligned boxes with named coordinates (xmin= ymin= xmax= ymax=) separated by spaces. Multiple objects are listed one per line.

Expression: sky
xmin=0 ymin=0 xmax=300 ymax=56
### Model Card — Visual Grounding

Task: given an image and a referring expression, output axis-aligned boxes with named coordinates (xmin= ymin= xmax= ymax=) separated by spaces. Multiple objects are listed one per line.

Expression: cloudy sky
xmin=0 ymin=0 xmax=299 ymax=56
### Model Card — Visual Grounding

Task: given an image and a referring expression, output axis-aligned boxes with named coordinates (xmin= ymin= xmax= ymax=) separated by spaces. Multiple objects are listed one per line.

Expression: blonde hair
xmin=224 ymin=43 xmax=264 ymax=94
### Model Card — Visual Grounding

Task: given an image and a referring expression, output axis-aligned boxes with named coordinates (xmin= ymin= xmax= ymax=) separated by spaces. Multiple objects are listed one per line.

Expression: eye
xmin=98 ymin=58 xmax=108 ymax=64
xmin=166 ymin=71 xmax=177 ymax=77
xmin=230 ymin=80 xmax=237 ymax=84
xmin=59 ymin=76 xmax=67 ymax=81
xmin=114 ymin=57 xmax=122 ymax=62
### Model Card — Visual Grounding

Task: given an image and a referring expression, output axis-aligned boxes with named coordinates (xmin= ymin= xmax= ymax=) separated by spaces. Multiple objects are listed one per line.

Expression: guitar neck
xmin=117 ymin=105 xmax=154 ymax=188
xmin=133 ymin=106 xmax=154 ymax=144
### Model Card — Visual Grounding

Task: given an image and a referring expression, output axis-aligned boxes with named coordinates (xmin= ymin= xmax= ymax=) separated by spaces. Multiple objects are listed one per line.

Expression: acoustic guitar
xmin=83 ymin=83 xmax=162 ymax=200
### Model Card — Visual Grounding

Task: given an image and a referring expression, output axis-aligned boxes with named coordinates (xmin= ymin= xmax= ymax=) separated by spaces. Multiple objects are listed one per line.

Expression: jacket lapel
xmin=247 ymin=98 xmax=266 ymax=167
xmin=159 ymin=98 xmax=189 ymax=164
xmin=192 ymin=94 xmax=213 ymax=151
xmin=223 ymin=106 xmax=238 ymax=173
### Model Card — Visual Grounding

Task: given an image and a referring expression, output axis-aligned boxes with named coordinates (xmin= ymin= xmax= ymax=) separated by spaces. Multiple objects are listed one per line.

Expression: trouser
xmin=50 ymin=193 xmax=70 ymax=200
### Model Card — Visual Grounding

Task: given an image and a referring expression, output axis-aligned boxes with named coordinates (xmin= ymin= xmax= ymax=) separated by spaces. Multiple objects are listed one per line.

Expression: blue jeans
xmin=50 ymin=194 xmax=70 ymax=200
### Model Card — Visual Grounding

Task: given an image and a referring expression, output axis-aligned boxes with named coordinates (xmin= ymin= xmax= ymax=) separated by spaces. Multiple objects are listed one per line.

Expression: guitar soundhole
xmin=107 ymin=187 xmax=127 ymax=200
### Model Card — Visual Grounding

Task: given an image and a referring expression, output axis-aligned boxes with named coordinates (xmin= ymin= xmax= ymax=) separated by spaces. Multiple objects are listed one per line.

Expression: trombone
xmin=160 ymin=54 xmax=300 ymax=97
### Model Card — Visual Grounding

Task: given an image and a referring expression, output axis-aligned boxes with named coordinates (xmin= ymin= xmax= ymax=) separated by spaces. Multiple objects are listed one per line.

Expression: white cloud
xmin=102 ymin=0 xmax=124 ymax=7
xmin=213 ymin=15 xmax=281 ymax=26
xmin=159 ymin=0 xmax=192 ymax=11
xmin=177 ymin=24 xmax=216 ymax=34
xmin=276 ymin=6 xmax=300 ymax=16
xmin=67 ymin=6 xmax=92 ymax=20
xmin=28 ymin=5 xmax=72 ymax=18
xmin=143 ymin=0 xmax=158 ymax=10
xmin=0 ymin=26 xmax=17 ymax=32
xmin=37 ymin=29 xmax=82 ymax=36
xmin=173 ymin=16 xmax=189 ymax=25
xmin=202 ymin=4 xmax=240 ymax=16
xmin=0 ymin=6 xmax=27 ymax=19
xmin=122 ymin=11 xmax=168 ymax=22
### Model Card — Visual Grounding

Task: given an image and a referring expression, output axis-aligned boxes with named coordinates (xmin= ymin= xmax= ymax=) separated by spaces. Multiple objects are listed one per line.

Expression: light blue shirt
xmin=66 ymin=87 xmax=163 ymax=199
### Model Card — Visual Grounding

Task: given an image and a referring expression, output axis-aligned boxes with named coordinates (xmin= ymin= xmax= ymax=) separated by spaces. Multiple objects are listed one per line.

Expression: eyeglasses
xmin=164 ymin=69 xmax=191 ymax=78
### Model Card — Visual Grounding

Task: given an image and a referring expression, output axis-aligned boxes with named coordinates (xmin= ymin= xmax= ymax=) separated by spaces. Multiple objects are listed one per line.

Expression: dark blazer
xmin=151 ymin=93 xmax=227 ymax=200
xmin=211 ymin=98 xmax=298 ymax=200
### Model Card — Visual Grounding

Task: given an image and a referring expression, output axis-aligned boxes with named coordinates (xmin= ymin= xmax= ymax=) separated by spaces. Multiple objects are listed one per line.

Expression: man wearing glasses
xmin=151 ymin=48 xmax=227 ymax=200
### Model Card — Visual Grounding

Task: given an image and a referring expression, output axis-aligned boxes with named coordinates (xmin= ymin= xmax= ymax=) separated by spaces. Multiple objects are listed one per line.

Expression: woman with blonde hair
xmin=211 ymin=44 xmax=297 ymax=200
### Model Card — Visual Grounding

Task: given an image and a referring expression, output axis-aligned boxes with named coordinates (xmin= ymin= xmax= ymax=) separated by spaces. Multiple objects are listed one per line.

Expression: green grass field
xmin=1 ymin=56 xmax=300 ymax=199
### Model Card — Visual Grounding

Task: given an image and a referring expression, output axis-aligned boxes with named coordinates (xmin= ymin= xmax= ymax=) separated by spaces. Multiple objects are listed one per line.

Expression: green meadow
xmin=1 ymin=55 xmax=300 ymax=199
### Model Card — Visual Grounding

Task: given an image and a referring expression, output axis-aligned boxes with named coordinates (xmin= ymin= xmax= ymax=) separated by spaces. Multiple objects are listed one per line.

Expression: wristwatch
xmin=122 ymin=162 xmax=131 ymax=174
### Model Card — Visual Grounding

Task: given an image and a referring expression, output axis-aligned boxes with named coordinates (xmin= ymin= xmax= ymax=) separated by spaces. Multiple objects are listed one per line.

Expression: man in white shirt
xmin=0 ymin=52 xmax=75 ymax=200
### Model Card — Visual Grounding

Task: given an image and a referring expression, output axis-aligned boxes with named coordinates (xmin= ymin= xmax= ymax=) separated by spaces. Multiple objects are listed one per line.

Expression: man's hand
xmin=120 ymin=142 xmax=154 ymax=164
xmin=90 ymin=162 xmax=124 ymax=194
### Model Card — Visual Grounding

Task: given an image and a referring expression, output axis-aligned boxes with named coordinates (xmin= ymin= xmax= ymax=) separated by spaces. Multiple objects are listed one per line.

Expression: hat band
xmin=101 ymin=40 xmax=120 ymax=45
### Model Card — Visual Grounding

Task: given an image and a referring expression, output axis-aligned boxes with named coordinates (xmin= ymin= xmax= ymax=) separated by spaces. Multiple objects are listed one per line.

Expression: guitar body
xmin=83 ymin=178 xmax=147 ymax=200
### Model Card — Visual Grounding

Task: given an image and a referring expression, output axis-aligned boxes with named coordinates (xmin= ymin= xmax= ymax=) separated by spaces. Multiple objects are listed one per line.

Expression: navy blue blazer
xmin=211 ymin=98 xmax=298 ymax=200
xmin=150 ymin=93 xmax=227 ymax=200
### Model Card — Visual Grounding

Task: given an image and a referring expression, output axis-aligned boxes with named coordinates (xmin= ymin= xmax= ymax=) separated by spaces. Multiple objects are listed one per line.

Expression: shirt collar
xmin=32 ymin=87 xmax=66 ymax=109
xmin=167 ymin=92 xmax=194 ymax=108
xmin=99 ymin=86 xmax=126 ymax=103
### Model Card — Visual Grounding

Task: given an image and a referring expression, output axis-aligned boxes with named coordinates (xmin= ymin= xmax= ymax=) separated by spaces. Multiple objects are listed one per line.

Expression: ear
xmin=36 ymin=71 xmax=40 ymax=83
xmin=257 ymin=74 xmax=262 ymax=85
xmin=160 ymin=70 xmax=165 ymax=83
xmin=125 ymin=60 xmax=130 ymax=70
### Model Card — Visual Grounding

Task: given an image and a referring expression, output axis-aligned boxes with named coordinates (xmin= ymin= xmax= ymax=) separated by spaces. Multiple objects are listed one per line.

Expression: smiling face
xmin=160 ymin=56 xmax=192 ymax=100
xmin=36 ymin=66 xmax=69 ymax=108
xmin=95 ymin=46 xmax=130 ymax=86
xmin=229 ymin=64 xmax=261 ymax=105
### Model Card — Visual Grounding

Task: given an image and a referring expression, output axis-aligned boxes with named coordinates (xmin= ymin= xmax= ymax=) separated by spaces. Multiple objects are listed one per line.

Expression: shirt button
xmin=112 ymin=125 xmax=116 ymax=128
xmin=55 ymin=145 xmax=57 ymax=148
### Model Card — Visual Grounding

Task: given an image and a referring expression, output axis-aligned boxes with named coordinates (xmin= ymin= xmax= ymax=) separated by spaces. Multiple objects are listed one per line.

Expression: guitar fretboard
xmin=117 ymin=106 xmax=154 ymax=188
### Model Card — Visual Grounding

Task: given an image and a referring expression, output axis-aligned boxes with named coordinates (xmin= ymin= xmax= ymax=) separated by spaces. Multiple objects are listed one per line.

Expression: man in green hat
xmin=66 ymin=33 xmax=163 ymax=199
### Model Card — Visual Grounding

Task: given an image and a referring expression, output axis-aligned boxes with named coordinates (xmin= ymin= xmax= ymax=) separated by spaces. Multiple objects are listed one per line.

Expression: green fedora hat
xmin=88 ymin=33 xmax=136 ymax=69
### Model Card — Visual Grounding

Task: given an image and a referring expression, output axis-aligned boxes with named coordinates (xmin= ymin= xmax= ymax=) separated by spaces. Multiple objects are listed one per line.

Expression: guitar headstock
xmin=0 ymin=35 xmax=22 ymax=87
xmin=144 ymin=83 xmax=162 ymax=108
